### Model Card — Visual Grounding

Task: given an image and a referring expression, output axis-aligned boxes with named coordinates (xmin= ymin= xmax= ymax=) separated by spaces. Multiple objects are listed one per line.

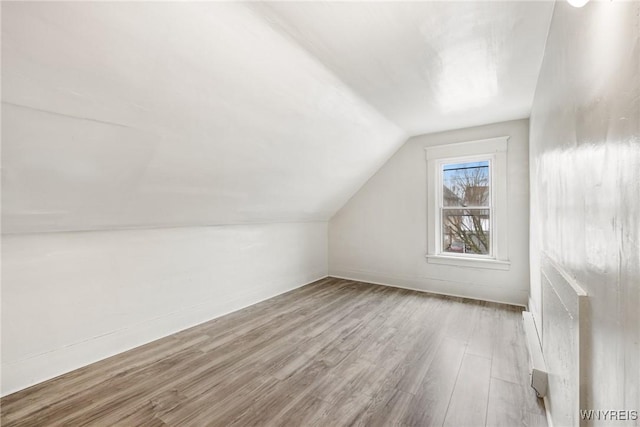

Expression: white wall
xmin=329 ymin=119 xmax=530 ymax=306
xmin=529 ymin=1 xmax=639 ymax=424
xmin=1 ymin=222 xmax=328 ymax=396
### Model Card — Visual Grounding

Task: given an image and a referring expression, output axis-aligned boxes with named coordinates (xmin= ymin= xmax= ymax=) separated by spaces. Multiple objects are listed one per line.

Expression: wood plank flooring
xmin=1 ymin=278 xmax=547 ymax=426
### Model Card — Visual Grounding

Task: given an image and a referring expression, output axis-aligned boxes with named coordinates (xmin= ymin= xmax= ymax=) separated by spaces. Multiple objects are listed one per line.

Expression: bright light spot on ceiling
xmin=567 ymin=0 xmax=589 ymax=8
xmin=436 ymin=40 xmax=498 ymax=113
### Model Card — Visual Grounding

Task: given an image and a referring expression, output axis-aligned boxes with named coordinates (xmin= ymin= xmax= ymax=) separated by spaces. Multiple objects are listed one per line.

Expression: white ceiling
xmin=1 ymin=1 xmax=554 ymax=233
xmin=255 ymin=1 xmax=555 ymax=136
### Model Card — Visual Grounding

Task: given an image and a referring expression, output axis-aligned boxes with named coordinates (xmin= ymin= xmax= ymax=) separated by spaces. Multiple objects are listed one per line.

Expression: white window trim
xmin=425 ymin=136 xmax=510 ymax=270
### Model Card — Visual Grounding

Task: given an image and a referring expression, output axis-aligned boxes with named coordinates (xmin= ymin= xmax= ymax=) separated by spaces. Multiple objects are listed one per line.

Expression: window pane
xmin=442 ymin=209 xmax=490 ymax=255
xmin=442 ymin=161 xmax=490 ymax=207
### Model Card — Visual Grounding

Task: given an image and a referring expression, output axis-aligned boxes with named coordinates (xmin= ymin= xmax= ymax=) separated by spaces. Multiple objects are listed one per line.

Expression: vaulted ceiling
xmin=1 ymin=1 xmax=554 ymax=233
xmin=255 ymin=2 xmax=554 ymax=136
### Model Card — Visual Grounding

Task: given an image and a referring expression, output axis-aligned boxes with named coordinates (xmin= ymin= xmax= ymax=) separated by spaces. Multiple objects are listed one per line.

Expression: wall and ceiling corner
xmin=529 ymin=1 xmax=640 ymax=425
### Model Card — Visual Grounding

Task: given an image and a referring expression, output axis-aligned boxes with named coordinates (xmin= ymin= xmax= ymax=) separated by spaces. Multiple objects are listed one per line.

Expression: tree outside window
xmin=441 ymin=160 xmax=490 ymax=255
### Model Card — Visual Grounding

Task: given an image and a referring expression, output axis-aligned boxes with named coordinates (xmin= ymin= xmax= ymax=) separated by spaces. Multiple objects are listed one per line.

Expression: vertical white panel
xmin=541 ymin=257 xmax=587 ymax=427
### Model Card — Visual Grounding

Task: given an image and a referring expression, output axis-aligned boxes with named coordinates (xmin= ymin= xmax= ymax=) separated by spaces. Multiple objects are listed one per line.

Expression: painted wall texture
xmin=529 ymin=1 xmax=639 ymax=424
xmin=1 ymin=222 xmax=328 ymax=395
xmin=1 ymin=2 xmax=405 ymax=233
xmin=329 ymin=119 xmax=530 ymax=306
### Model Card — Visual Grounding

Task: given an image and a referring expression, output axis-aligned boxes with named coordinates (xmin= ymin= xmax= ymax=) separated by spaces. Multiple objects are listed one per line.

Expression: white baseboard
xmin=329 ymin=269 xmax=527 ymax=308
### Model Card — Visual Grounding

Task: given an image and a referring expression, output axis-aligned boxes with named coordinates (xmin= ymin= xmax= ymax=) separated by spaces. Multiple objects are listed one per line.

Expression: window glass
xmin=442 ymin=161 xmax=490 ymax=207
xmin=441 ymin=209 xmax=490 ymax=255
xmin=441 ymin=160 xmax=490 ymax=255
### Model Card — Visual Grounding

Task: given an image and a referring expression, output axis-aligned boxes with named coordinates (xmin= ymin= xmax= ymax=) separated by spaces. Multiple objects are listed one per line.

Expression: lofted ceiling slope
xmin=1 ymin=2 xmax=406 ymax=233
xmin=1 ymin=2 xmax=554 ymax=233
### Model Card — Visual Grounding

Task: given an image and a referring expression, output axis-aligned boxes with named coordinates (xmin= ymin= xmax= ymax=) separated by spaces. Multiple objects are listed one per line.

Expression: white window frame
xmin=425 ymin=136 xmax=510 ymax=270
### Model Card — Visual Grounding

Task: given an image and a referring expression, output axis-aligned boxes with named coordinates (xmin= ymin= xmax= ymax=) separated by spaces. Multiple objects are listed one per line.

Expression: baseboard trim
xmin=329 ymin=272 xmax=526 ymax=309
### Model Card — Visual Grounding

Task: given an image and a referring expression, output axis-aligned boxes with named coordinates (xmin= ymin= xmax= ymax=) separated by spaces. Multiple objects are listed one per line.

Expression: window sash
xmin=441 ymin=206 xmax=490 ymax=210
xmin=440 ymin=208 xmax=491 ymax=255
xmin=437 ymin=155 xmax=494 ymax=258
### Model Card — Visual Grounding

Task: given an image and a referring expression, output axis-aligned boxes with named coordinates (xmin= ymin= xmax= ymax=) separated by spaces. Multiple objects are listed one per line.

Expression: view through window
xmin=441 ymin=160 xmax=491 ymax=255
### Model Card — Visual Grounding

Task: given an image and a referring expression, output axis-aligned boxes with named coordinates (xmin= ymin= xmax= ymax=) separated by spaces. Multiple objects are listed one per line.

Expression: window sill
xmin=425 ymin=254 xmax=511 ymax=270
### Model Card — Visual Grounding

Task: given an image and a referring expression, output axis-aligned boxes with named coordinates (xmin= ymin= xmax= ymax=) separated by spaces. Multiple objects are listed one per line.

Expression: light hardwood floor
xmin=1 ymin=277 xmax=547 ymax=426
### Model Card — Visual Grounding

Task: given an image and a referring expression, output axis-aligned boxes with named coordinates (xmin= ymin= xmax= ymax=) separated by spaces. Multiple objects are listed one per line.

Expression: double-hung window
xmin=425 ymin=137 xmax=510 ymax=270
xmin=440 ymin=158 xmax=492 ymax=256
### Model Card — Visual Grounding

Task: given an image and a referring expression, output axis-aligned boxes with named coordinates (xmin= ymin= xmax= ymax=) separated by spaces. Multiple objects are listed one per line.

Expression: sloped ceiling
xmin=256 ymin=1 xmax=555 ymax=136
xmin=1 ymin=1 xmax=553 ymax=233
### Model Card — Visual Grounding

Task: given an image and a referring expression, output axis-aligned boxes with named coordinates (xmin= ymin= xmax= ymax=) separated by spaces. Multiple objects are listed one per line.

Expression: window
xmin=425 ymin=137 xmax=510 ymax=270
xmin=441 ymin=159 xmax=491 ymax=256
